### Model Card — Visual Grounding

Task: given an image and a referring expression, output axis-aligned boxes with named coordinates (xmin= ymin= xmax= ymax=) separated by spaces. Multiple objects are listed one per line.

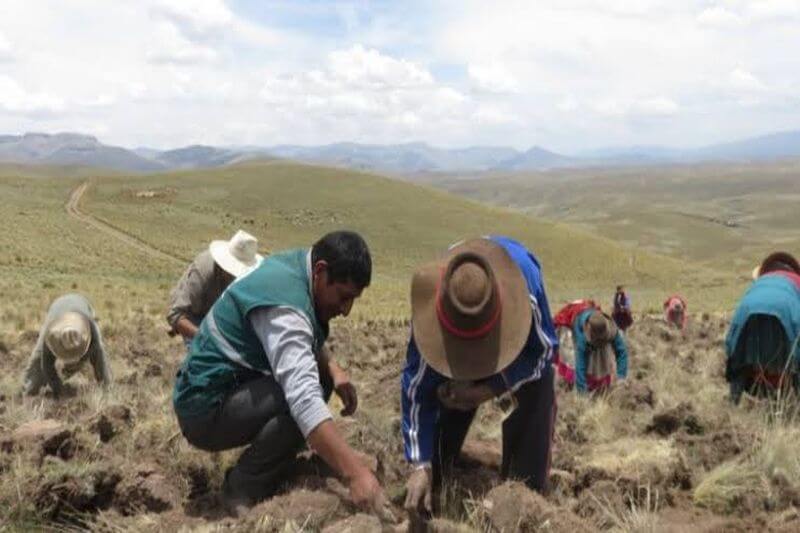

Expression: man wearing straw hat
xmin=401 ymin=236 xmax=559 ymax=519
xmin=22 ymin=293 xmax=111 ymax=397
xmin=726 ymin=251 xmax=800 ymax=404
xmin=167 ymin=230 xmax=263 ymax=346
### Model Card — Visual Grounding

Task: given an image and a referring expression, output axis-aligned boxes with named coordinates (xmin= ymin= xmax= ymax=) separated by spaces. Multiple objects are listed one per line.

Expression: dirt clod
xmin=246 ymin=489 xmax=342 ymax=530
xmin=35 ymin=464 xmax=121 ymax=520
xmin=612 ymin=380 xmax=655 ymax=410
xmin=90 ymin=405 xmax=133 ymax=443
xmin=144 ymin=363 xmax=162 ymax=377
xmin=483 ymin=481 xmax=595 ymax=532
xmin=647 ymin=403 xmax=704 ymax=437
xmin=115 ymin=464 xmax=177 ymax=515
xmin=321 ymin=513 xmax=382 ymax=533
xmin=3 ymin=419 xmax=75 ymax=460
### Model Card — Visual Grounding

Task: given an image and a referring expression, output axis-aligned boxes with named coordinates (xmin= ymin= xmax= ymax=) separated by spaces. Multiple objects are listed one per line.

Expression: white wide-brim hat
xmin=209 ymin=230 xmax=263 ymax=278
xmin=45 ymin=312 xmax=91 ymax=362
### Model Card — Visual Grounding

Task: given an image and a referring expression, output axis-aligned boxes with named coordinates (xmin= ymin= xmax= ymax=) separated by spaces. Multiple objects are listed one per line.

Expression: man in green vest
xmin=173 ymin=231 xmax=390 ymax=517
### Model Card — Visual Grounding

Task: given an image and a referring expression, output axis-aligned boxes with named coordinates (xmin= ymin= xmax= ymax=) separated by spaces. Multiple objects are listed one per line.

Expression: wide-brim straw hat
xmin=583 ymin=310 xmax=617 ymax=345
xmin=209 ymin=230 xmax=263 ymax=278
xmin=411 ymin=238 xmax=532 ymax=380
xmin=752 ymin=251 xmax=800 ymax=280
xmin=45 ymin=311 xmax=91 ymax=362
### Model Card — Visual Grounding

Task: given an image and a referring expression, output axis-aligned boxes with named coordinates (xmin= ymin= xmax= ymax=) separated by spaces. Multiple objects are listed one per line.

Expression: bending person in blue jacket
xmin=401 ymin=236 xmax=558 ymax=520
xmin=726 ymin=252 xmax=800 ymax=404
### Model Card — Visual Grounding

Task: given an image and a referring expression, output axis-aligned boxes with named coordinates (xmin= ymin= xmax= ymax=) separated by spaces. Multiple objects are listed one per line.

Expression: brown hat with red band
xmin=411 ymin=238 xmax=532 ymax=380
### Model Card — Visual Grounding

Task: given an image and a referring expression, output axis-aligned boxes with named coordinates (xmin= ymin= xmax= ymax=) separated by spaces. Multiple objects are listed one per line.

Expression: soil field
xmin=3 ymin=311 xmax=799 ymax=532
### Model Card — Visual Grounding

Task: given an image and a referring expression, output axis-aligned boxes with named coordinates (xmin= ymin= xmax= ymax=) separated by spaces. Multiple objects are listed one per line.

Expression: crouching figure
xmin=22 ymin=293 xmax=111 ymax=397
xmin=402 ymin=236 xmax=559 ymax=524
xmin=726 ymin=252 xmax=800 ymax=404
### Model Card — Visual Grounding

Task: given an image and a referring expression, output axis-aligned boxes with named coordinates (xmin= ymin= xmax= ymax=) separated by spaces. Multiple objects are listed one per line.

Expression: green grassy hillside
xmin=75 ymin=160 xmax=738 ymax=316
xmin=417 ymin=161 xmax=800 ymax=275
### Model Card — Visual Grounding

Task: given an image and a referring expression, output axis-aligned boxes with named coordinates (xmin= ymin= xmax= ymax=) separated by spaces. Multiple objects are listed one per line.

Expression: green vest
xmin=173 ymin=248 xmax=328 ymax=418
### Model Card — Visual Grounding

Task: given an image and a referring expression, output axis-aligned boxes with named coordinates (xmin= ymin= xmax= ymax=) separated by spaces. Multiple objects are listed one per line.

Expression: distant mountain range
xmin=3 ymin=129 xmax=800 ymax=175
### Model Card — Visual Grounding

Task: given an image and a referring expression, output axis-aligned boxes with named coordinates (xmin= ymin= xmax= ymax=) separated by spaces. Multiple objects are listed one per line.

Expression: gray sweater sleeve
xmin=167 ymin=252 xmax=215 ymax=328
xmin=41 ymin=346 xmax=63 ymax=397
xmin=250 ymin=307 xmax=332 ymax=438
xmin=21 ymin=332 xmax=48 ymax=396
xmin=88 ymin=323 xmax=112 ymax=387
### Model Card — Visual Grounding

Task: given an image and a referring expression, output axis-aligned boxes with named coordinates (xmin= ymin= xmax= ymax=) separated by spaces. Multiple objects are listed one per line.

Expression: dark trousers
xmin=728 ymin=314 xmax=796 ymax=405
xmin=178 ymin=370 xmax=333 ymax=503
xmin=432 ymin=365 xmax=556 ymax=493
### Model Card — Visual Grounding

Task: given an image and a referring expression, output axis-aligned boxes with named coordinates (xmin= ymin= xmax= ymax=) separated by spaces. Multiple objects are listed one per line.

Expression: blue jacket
xmin=725 ymin=273 xmax=800 ymax=361
xmin=573 ymin=309 xmax=628 ymax=392
xmin=401 ymin=236 xmax=558 ymax=464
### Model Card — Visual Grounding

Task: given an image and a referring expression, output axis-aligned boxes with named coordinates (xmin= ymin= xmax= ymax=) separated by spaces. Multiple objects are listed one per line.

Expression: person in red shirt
xmin=663 ymin=295 xmax=687 ymax=330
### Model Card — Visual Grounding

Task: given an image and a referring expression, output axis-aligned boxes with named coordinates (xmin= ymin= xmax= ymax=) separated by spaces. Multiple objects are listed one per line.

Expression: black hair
xmin=311 ymin=231 xmax=372 ymax=288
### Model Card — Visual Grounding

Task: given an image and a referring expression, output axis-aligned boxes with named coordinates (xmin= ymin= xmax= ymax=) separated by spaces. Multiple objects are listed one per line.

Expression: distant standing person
xmin=167 ymin=230 xmax=263 ymax=346
xmin=22 ymin=293 xmax=111 ymax=397
xmin=664 ymin=295 xmax=687 ymax=330
xmin=612 ymin=285 xmax=633 ymax=331
xmin=554 ymin=302 xmax=628 ymax=393
xmin=726 ymin=252 xmax=800 ymax=404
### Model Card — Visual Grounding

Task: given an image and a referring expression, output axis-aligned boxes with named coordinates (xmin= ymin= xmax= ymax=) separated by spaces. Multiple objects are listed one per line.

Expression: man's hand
xmin=174 ymin=316 xmax=199 ymax=340
xmin=349 ymin=468 xmax=395 ymax=521
xmin=404 ymin=467 xmax=432 ymax=519
xmin=437 ymin=382 xmax=494 ymax=411
xmin=330 ymin=360 xmax=358 ymax=416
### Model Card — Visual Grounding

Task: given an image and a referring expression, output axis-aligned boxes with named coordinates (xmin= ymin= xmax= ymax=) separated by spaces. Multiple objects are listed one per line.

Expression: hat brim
xmin=45 ymin=312 xmax=91 ymax=362
xmin=209 ymin=241 xmax=263 ymax=278
xmin=411 ymin=238 xmax=532 ymax=380
xmin=583 ymin=312 xmax=618 ymax=345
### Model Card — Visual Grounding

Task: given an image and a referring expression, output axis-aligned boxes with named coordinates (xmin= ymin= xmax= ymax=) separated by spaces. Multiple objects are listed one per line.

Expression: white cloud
xmin=149 ymin=0 xmax=234 ymax=40
xmin=557 ymin=96 xmax=580 ymax=112
xmin=468 ymin=63 xmax=520 ymax=93
xmin=146 ymin=21 xmax=218 ymax=65
xmin=473 ymin=104 xmax=519 ymax=124
xmin=747 ymin=0 xmax=800 ymax=20
xmin=729 ymin=68 xmax=767 ymax=93
xmin=593 ymin=97 xmax=679 ymax=117
xmin=256 ymin=45 xmax=472 ymax=142
xmin=0 ymin=1 xmax=799 ymax=150
xmin=0 ymin=32 xmax=12 ymax=61
xmin=636 ymin=97 xmax=680 ymax=116
xmin=0 ymin=75 xmax=64 ymax=115
xmin=328 ymin=45 xmax=433 ymax=89
xmin=697 ymin=6 xmax=746 ymax=27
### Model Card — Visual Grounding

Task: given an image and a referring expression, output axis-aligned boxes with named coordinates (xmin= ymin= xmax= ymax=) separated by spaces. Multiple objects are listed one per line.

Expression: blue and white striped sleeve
xmin=493 ymin=268 xmax=559 ymax=393
xmin=401 ymin=336 xmax=445 ymax=465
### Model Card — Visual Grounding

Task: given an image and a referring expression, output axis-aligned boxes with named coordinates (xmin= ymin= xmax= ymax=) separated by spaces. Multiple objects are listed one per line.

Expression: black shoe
xmin=222 ymin=468 xmax=253 ymax=518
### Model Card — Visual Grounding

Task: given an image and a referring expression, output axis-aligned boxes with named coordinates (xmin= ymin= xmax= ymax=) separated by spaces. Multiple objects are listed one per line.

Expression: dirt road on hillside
xmin=67 ymin=181 xmax=185 ymax=265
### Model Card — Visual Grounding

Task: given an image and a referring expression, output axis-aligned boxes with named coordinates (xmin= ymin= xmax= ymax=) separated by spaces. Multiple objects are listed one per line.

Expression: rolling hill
xmin=76 ymin=160 xmax=736 ymax=314
xmin=418 ymin=161 xmax=800 ymax=275
xmin=4 ymin=128 xmax=800 ymax=175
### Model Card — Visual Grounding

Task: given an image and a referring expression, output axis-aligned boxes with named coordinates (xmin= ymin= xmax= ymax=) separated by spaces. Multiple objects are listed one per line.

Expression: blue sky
xmin=1 ymin=0 xmax=799 ymax=152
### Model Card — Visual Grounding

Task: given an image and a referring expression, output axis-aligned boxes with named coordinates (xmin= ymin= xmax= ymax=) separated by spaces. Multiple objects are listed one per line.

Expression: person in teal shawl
xmin=725 ymin=252 xmax=800 ymax=404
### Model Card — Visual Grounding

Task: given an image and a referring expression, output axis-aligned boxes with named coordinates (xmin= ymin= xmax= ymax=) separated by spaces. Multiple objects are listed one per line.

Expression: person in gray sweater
xmin=22 ymin=293 xmax=111 ymax=397
xmin=167 ymin=230 xmax=263 ymax=346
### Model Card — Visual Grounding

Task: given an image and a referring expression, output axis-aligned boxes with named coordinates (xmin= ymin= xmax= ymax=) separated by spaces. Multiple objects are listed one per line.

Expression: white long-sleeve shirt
xmin=250 ymin=306 xmax=332 ymax=438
